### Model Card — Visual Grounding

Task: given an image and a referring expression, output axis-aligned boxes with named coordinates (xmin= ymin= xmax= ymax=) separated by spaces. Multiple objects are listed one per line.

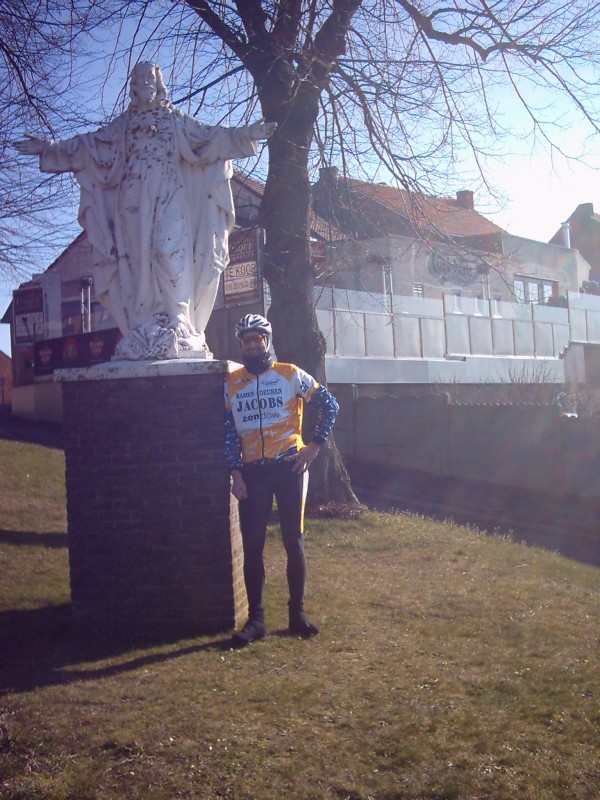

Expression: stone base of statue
xmin=113 ymin=314 xmax=213 ymax=361
xmin=54 ymin=359 xmax=246 ymax=640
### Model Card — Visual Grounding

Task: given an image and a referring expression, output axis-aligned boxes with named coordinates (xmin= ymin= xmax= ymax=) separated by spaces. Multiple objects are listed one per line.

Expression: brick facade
xmin=58 ymin=360 xmax=246 ymax=639
xmin=0 ymin=350 xmax=12 ymax=404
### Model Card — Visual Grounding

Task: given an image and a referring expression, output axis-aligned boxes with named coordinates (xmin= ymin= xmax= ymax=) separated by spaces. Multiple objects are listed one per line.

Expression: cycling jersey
xmin=224 ymin=362 xmax=338 ymax=469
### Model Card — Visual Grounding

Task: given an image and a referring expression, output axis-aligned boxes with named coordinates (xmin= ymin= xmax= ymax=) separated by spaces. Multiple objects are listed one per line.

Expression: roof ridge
xmin=336 ymin=177 xmax=505 ymax=236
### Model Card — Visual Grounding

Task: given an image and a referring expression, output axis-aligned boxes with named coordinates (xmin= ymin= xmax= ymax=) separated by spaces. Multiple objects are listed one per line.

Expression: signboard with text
xmin=14 ymin=287 xmax=44 ymax=343
xmin=224 ymin=229 xmax=261 ymax=305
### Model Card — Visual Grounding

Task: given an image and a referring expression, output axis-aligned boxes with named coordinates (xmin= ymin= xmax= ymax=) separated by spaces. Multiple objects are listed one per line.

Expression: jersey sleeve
xmin=292 ymin=365 xmax=320 ymax=402
xmin=307 ymin=385 xmax=339 ymax=444
xmin=224 ymin=380 xmax=242 ymax=470
xmin=224 ymin=408 xmax=243 ymax=470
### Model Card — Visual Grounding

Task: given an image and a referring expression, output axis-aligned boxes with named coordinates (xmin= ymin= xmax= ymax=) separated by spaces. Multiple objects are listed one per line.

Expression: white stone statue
xmin=14 ymin=62 xmax=276 ymax=360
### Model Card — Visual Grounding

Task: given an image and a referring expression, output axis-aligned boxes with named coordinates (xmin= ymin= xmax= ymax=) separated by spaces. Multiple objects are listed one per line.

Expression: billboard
xmin=13 ymin=287 xmax=44 ymax=343
xmin=224 ymin=229 xmax=261 ymax=305
xmin=34 ymin=328 xmax=121 ymax=376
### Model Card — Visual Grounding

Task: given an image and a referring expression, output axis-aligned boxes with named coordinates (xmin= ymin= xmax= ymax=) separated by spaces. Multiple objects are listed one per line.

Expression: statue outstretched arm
xmin=245 ymin=119 xmax=277 ymax=141
xmin=13 ymin=135 xmax=49 ymax=156
xmin=15 ymin=130 xmax=90 ymax=174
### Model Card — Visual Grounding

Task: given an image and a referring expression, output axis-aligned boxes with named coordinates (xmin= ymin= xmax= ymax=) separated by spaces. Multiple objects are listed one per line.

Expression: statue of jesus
xmin=15 ymin=62 xmax=276 ymax=360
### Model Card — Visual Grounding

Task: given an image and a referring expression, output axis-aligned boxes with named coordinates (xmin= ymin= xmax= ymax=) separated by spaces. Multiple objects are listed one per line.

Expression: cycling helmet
xmin=235 ymin=313 xmax=272 ymax=343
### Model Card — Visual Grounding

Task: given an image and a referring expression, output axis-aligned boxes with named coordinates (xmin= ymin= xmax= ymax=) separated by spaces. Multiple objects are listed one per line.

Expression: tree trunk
xmin=259 ymin=99 xmax=358 ymax=506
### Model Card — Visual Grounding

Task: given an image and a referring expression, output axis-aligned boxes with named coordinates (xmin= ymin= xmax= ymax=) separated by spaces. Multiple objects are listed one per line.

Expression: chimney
xmin=560 ymin=222 xmax=571 ymax=248
xmin=456 ymin=190 xmax=474 ymax=210
xmin=319 ymin=166 xmax=339 ymax=185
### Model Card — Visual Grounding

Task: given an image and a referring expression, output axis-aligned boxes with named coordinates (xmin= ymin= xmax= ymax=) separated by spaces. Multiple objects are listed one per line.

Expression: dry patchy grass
xmin=0 ymin=439 xmax=598 ymax=800
xmin=0 ymin=439 xmax=67 ymax=533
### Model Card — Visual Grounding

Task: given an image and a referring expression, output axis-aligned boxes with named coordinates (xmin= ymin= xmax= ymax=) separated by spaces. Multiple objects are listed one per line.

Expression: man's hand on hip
xmin=286 ymin=442 xmax=321 ymax=474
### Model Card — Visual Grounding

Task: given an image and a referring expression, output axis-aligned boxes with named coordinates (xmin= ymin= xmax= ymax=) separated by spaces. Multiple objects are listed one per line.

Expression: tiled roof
xmin=233 ymin=170 xmax=265 ymax=197
xmin=347 ymin=180 xmax=505 ymax=238
xmin=309 ymin=212 xmax=345 ymax=241
xmin=548 ymin=202 xmax=600 ymax=277
xmin=233 ymin=170 xmax=343 ymax=240
xmin=549 ymin=202 xmax=600 ymax=245
xmin=46 ymin=230 xmax=88 ymax=272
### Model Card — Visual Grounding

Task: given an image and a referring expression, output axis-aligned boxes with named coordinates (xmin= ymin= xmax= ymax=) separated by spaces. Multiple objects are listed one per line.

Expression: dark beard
xmin=242 ymin=352 xmax=273 ymax=375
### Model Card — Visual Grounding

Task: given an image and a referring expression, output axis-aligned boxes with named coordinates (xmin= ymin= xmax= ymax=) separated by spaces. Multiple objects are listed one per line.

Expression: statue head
xmin=129 ymin=62 xmax=168 ymax=108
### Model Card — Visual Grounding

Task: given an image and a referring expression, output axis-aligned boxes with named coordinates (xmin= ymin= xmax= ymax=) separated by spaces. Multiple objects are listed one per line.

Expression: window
xmin=473 ymin=293 xmax=486 ymax=315
xmin=413 ymin=283 xmax=424 ymax=298
xmin=514 ymin=276 xmax=558 ymax=305
xmin=514 ymin=278 xmax=526 ymax=303
xmin=62 ymin=300 xmax=83 ymax=335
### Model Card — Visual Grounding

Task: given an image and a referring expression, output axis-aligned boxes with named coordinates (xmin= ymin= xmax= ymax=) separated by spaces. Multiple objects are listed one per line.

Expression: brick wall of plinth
xmin=59 ymin=361 xmax=246 ymax=638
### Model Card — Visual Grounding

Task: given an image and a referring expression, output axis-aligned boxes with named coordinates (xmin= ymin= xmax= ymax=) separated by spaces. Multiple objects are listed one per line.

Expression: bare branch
xmin=184 ymin=0 xmax=250 ymax=61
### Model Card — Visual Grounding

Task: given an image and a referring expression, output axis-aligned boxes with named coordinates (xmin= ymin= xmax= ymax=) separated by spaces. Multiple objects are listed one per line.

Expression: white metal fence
xmin=314 ymin=288 xmax=600 ymax=360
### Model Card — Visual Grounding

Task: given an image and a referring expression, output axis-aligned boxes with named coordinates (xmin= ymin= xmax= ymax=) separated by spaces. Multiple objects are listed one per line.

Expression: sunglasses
xmin=241 ymin=334 xmax=266 ymax=344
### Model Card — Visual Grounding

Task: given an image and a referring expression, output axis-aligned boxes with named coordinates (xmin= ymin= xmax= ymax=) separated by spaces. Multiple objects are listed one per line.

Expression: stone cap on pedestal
xmin=54 ymin=358 xmax=242 ymax=382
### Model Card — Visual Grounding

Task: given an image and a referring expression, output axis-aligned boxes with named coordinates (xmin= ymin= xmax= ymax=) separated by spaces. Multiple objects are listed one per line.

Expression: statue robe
xmin=40 ymin=103 xmax=258 ymax=337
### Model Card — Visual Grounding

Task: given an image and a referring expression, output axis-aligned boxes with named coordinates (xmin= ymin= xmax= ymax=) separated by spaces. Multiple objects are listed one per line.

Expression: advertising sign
xmin=34 ymin=328 xmax=121 ymax=376
xmin=14 ymin=287 xmax=44 ymax=343
xmin=224 ymin=229 xmax=261 ymax=305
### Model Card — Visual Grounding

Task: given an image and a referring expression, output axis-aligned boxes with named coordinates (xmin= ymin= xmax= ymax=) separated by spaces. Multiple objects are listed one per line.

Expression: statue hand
xmin=14 ymin=135 xmax=48 ymax=156
xmin=246 ymin=119 xmax=277 ymax=141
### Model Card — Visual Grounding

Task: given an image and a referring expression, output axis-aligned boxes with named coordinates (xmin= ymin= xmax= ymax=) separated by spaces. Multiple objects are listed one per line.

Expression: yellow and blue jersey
xmin=224 ymin=362 xmax=339 ymax=469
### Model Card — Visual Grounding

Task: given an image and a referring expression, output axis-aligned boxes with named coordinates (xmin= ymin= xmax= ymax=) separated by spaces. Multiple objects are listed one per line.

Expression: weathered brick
xmin=60 ymin=362 xmax=246 ymax=638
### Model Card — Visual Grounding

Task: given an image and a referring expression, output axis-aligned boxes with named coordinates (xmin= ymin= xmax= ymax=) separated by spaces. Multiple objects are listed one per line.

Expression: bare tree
xmin=0 ymin=1 xmax=115 ymax=281
xmin=176 ymin=1 xmax=600 ymax=503
xmin=7 ymin=1 xmax=600 ymax=503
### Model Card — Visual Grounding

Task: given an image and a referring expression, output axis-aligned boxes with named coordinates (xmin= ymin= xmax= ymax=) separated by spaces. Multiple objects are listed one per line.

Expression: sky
xmin=485 ymin=150 xmax=599 ymax=240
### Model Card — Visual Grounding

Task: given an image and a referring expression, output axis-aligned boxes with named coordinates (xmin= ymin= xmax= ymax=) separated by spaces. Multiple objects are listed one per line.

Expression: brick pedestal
xmin=55 ymin=359 xmax=246 ymax=639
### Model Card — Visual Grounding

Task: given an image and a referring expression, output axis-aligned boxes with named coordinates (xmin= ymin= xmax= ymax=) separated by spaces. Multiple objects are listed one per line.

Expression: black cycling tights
xmin=238 ymin=461 xmax=309 ymax=623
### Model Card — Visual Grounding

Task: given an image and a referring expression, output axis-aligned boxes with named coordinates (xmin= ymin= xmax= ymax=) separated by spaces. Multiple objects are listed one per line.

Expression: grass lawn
xmin=0 ymin=437 xmax=598 ymax=799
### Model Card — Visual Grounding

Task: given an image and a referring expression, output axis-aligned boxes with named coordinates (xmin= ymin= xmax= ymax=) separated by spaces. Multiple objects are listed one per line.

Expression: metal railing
xmin=314 ymin=288 xmax=600 ymax=360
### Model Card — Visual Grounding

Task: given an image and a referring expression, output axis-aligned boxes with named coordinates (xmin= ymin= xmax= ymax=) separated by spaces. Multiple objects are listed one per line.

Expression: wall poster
xmin=224 ymin=229 xmax=262 ymax=305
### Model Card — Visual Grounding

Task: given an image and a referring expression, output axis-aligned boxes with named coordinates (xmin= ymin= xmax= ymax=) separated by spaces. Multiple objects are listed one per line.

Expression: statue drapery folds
xmin=15 ymin=62 xmax=276 ymax=360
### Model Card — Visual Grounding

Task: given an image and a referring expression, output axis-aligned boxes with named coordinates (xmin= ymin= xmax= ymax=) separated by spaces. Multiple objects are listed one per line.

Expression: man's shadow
xmin=0 ymin=410 xmax=64 ymax=449
xmin=0 ymin=603 xmax=234 ymax=697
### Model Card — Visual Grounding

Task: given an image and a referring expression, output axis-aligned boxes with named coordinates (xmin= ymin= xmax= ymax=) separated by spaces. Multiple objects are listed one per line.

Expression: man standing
xmin=225 ymin=314 xmax=339 ymax=647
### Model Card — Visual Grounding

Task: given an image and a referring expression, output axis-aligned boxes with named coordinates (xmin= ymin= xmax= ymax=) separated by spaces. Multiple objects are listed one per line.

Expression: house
xmin=312 ymin=168 xmax=589 ymax=306
xmin=0 ymin=350 xmax=12 ymax=406
xmin=549 ymin=202 xmax=600 ymax=283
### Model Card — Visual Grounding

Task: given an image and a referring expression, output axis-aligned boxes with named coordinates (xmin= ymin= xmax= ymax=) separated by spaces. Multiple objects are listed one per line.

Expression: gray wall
xmin=336 ymin=395 xmax=600 ymax=500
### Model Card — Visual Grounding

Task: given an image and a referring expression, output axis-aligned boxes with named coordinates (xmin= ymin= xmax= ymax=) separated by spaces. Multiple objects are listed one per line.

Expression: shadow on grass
xmin=0 ymin=604 xmax=234 ymax=697
xmin=0 ymin=410 xmax=64 ymax=450
xmin=350 ymin=462 xmax=600 ymax=568
xmin=0 ymin=529 xmax=68 ymax=548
